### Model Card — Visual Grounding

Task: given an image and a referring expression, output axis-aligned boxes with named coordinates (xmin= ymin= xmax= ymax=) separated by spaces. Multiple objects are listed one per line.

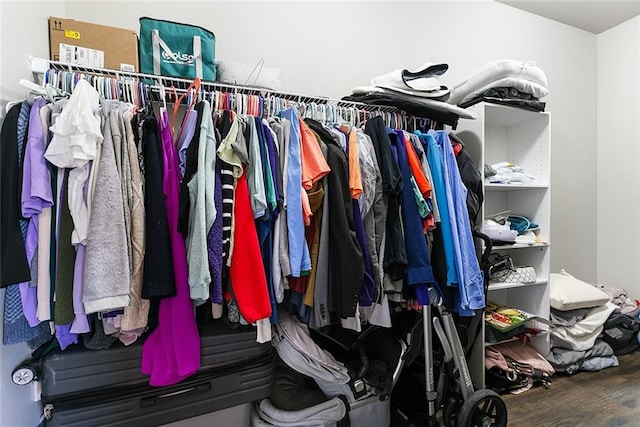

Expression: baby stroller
xmin=391 ymin=231 xmax=507 ymax=427
xmin=252 ymin=311 xmax=407 ymax=427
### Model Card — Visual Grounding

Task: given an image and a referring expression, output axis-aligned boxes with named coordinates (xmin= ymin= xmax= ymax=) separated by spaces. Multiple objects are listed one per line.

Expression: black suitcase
xmin=40 ymin=321 xmax=275 ymax=426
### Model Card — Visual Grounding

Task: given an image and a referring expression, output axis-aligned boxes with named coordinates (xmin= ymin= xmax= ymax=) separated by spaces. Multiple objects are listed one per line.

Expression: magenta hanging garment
xmin=141 ymin=110 xmax=201 ymax=386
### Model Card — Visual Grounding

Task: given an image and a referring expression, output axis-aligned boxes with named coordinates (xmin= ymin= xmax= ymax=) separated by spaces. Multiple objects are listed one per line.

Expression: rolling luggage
xmin=40 ymin=321 xmax=275 ymax=426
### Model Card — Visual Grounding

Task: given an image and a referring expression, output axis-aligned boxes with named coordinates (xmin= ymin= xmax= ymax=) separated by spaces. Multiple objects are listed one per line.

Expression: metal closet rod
xmin=29 ymin=56 xmax=402 ymax=114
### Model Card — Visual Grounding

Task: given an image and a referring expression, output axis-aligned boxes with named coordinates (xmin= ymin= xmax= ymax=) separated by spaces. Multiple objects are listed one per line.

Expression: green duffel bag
xmin=139 ymin=17 xmax=216 ymax=81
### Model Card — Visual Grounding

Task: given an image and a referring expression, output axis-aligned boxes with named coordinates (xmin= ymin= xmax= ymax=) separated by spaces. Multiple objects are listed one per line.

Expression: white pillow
xmin=549 ymin=270 xmax=610 ymax=311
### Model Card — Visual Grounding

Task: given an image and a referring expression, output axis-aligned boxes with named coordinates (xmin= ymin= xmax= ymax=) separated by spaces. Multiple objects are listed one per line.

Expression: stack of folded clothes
xmin=343 ymin=63 xmax=476 ymax=128
xmin=448 ymin=60 xmax=549 ymax=112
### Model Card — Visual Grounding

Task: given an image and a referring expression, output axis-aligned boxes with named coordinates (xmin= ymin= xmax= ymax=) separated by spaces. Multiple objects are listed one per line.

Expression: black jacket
xmin=140 ymin=115 xmax=176 ymax=299
xmin=1 ymin=104 xmax=30 ymax=286
xmin=305 ymin=119 xmax=364 ymax=319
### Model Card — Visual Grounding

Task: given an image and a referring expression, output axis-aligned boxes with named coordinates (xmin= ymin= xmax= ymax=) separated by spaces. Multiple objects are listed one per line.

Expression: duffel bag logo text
xmin=162 ymin=50 xmax=195 ymax=66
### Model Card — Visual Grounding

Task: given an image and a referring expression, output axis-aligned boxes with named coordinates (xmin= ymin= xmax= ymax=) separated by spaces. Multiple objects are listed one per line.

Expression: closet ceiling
xmin=496 ymin=1 xmax=640 ymax=34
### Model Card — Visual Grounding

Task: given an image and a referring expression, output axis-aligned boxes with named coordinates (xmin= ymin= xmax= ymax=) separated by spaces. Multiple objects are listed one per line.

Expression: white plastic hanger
xmin=19 ymin=79 xmax=47 ymax=96
xmin=4 ymin=99 xmax=23 ymax=115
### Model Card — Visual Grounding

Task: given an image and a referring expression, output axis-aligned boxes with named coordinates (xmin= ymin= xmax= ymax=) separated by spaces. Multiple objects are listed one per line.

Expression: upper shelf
xmin=488 ymin=278 xmax=548 ymax=291
xmin=489 ymin=242 xmax=550 ymax=250
xmin=484 ymin=103 xmax=550 ymax=127
xmin=485 ymin=183 xmax=549 ymax=191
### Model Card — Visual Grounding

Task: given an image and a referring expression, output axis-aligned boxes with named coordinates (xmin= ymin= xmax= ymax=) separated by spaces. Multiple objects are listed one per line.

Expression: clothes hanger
xmin=171 ymin=77 xmax=200 ymax=133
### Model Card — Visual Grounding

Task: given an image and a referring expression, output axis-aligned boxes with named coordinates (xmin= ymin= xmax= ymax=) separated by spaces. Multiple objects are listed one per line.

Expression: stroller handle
xmin=472 ymin=230 xmax=493 ymax=265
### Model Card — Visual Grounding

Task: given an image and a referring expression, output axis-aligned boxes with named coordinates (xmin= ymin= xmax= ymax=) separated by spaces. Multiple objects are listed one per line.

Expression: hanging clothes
xmin=185 ymin=101 xmax=217 ymax=304
xmin=419 ymin=131 xmax=459 ymax=287
xmin=140 ymin=113 xmax=176 ymax=301
xmin=305 ymin=119 xmax=364 ymax=319
xmin=2 ymin=100 xmax=40 ymax=345
xmin=120 ymin=110 xmax=149 ymax=344
xmin=20 ymin=97 xmax=51 ymax=327
xmin=1 ymin=104 xmax=31 ymax=286
xmin=83 ymin=101 xmax=130 ymax=314
xmin=364 ymin=117 xmax=406 ymax=288
xmin=281 ymin=108 xmax=311 ymax=278
xmin=141 ymin=110 xmax=201 ymax=387
xmin=1 ymin=67 xmax=486 ymax=386
xmin=432 ymin=130 xmax=484 ymax=313
xmin=227 ymin=170 xmax=272 ymax=324
xmin=389 ymin=130 xmax=434 ymax=305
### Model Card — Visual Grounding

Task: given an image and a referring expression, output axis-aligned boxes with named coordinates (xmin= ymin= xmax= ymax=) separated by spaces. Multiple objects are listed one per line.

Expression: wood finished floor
xmin=502 ymin=352 xmax=640 ymax=427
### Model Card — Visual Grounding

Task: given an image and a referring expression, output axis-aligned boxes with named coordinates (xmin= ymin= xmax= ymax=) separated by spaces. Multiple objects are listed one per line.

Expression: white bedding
xmin=448 ymin=60 xmax=548 ymax=105
xmin=550 ymin=302 xmax=617 ymax=351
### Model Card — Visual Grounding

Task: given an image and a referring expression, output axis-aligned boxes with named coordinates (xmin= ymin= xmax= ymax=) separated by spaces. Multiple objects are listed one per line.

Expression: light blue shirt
xmin=281 ymin=108 xmax=311 ymax=277
xmin=432 ymin=130 xmax=485 ymax=312
xmin=421 ymin=132 xmax=458 ymax=286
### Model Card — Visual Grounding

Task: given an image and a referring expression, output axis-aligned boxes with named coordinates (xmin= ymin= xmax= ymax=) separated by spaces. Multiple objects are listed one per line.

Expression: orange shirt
xmin=404 ymin=134 xmax=432 ymax=197
xmin=339 ymin=126 xmax=363 ymax=200
xmin=299 ymin=119 xmax=331 ymax=190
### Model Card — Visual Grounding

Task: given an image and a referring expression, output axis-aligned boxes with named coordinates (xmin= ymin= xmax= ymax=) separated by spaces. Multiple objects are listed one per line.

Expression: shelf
xmin=489 ymin=242 xmax=550 ymax=250
xmin=485 ymin=337 xmax=520 ymax=347
xmin=488 ymin=279 xmax=548 ymax=291
xmin=485 ymin=330 xmax=548 ymax=347
xmin=458 ymin=102 xmax=551 ymax=389
xmin=484 ymin=103 xmax=550 ymax=127
xmin=484 ymin=183 xmax=549 ymax=191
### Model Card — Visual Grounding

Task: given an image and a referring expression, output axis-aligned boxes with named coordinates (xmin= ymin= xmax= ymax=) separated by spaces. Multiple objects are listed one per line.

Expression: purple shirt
xmin=18 ymin=98 xmax=51 ymax=327
xmin=177 ymin=109 xmax=198 ymax=178
xmin=22 ymin=98 xmax=53 ymax=218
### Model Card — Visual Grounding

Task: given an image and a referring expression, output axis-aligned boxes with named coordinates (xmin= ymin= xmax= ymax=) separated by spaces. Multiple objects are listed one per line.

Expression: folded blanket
xmin=550 ymin=307 xmax=590 ymax=328
xmin=449 ymin=60 xmax=548 ymax=106
xmin=547 ymin=339 xmax=618 ymax=374
xmin=550 ymin=302 xmax=617 ymax=351
xmin=456 ymin=77 xmax=549 ymax=106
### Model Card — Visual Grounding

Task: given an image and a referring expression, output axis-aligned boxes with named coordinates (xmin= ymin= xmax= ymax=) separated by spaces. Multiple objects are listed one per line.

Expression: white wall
xmin=0 ymin=2 xmax=65 ymax=425
xmin=62 ymin=0 xmax=599 ymax=281
xmin=597 ymin=16 xmax=640 ymax=296
xmin=0 ymin=0 xmax=65 ymax=111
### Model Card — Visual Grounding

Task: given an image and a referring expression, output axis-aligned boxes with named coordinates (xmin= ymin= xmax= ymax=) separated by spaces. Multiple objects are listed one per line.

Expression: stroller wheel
xmin=458 ymin=389 xmax=507 ymax=427
xmin=443 ymin=394 xmax=463 ymax=427
xmin=12 ymin=365 xmax=37 ymax=386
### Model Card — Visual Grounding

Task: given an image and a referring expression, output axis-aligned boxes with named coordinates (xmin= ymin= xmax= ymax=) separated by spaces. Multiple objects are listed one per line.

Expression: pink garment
xmin=141 ymin=112 xmax=201 ymax=386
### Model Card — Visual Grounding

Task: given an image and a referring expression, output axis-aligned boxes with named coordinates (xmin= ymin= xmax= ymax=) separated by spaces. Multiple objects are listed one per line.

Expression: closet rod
xmin=28 ymin=56 xmax=401 ymax=114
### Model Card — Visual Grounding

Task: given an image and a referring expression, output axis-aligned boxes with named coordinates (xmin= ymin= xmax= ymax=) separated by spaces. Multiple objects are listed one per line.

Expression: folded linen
xmin=449 ymin=60 xmax=548 ymax=105
xmin=370 ymin=62 xmax=449 ymax=95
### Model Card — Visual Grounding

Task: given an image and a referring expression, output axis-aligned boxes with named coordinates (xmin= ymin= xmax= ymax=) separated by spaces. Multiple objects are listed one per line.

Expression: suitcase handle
xmin=140 ymin=383 xmax=211 ymax=408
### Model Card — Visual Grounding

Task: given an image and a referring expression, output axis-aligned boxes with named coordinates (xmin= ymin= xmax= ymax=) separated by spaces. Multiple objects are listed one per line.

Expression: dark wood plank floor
xmin=502 ymin=352 xmax=640 ymax=427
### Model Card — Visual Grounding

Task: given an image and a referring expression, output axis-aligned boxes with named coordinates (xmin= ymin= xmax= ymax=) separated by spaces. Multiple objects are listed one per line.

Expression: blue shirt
xmin=391 ymin=130 xmax=435 ymax=305
xmin=280 ymin=108 xmax=311 ymax=277
xmin=419 ymin=132 xmax=459 ymax=287
xmin=432 ymin=130 xmax=485 ymax=312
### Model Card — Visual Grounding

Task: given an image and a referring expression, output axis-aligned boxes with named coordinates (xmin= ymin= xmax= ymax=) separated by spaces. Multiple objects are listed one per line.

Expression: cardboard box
xmin=49 ymin=17 xmax=139 ymax=72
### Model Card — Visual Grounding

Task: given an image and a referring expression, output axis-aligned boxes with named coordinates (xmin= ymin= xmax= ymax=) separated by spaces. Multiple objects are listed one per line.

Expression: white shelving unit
xmin=456 ymin=102 xmax=551 ymax=389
